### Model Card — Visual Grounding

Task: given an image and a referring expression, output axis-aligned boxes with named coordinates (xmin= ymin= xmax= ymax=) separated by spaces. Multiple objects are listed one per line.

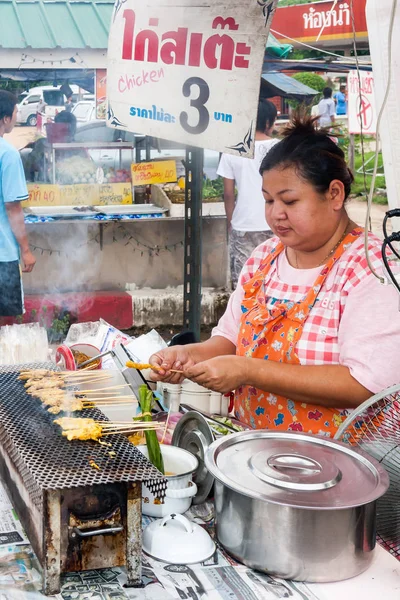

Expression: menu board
xmin=107 ymin=0 xmax=277 ymax=157
xmin=131 ymin=160 xmax=177 ymax=185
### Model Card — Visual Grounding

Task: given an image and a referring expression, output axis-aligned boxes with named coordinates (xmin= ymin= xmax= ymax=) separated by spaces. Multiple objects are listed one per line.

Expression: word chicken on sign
xmin=107 ymin=0 xmax=277 ymax=157
xmin=347 ymin=71 xmax=377 ymax=135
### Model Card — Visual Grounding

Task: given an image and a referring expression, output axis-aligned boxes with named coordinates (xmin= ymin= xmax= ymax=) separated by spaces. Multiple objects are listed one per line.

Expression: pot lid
xmin=205 ymin=431 xmax=389 ymax=509
xmin=172 ymin=411 xmax=215 ymax=504
xmin=143 ymin=513 xmax=216 ymax=564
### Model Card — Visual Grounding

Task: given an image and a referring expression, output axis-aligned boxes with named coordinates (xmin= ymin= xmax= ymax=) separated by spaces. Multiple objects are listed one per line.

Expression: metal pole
xmin=348 ymin=133 xmax=355 ymax=174
xmin=183 ymin=146 xmax=203 ymax=342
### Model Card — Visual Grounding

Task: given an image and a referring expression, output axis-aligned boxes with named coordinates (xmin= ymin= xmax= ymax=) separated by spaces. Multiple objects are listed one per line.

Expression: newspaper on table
xmin=0 ymin=487 xmax=398 ymax=600
xmin=0 ymin=485 xmax=28 ymax=547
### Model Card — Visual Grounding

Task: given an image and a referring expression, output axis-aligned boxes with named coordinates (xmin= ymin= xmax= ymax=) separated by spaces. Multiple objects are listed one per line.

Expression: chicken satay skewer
xmin=125 ymin=361 xmax=183 ymax=374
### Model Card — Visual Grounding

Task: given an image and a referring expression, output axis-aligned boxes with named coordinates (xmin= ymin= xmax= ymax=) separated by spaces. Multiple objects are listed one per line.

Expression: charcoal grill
xmin=0 ymin=363 xmax=167 ymax=595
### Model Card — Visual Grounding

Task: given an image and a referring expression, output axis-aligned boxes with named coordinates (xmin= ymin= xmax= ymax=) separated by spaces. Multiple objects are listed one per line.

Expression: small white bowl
xmin=138 ymin=445 xmax=198 ymax=517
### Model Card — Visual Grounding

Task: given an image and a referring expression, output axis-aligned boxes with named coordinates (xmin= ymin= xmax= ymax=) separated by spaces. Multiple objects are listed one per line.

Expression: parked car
xmin=74 ymin=121 xmax=220 ymax=180
xmin=16 ymin=85 xmax=92 ymax=127
xmin=16 ymin=87 xmax=65 ymax=127
xmin=71 ymin=100 xmax=98 ymax=124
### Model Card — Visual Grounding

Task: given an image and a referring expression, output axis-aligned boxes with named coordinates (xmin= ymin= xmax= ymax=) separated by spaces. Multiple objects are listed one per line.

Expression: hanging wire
xmin=269 ymin=29 xmax=371 ymax=63
xmin=349 ymin=0 xmax=369 ymax=223
xmin=357 ymin=0 xmax=398 ymax=285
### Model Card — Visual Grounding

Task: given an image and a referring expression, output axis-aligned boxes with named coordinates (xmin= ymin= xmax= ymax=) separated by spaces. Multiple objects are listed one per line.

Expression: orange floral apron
xmin=235 ymin=228 xmax=363 ymax=436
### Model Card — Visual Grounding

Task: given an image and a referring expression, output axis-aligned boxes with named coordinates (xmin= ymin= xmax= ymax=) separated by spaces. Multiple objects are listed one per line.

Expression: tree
xmin=288 ymin=72 xmax=326 ymax=109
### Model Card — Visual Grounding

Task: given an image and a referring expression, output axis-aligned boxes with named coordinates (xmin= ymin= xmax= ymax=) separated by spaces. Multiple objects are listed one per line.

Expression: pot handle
xmin=160 ymin=513 xmax=193 ymax=533
xmin=165 ymin=482 xmax=198 ymax=499
xmin=268 ymin=454 xmax=322 ymax=473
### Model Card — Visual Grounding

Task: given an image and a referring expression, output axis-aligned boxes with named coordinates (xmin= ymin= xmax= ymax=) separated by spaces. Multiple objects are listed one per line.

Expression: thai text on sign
xmin=131 ymin=161 xmax=177 ymax=186
xmin=107 ymin=0 xmax=277 ymax=157
xmin=348 ymin=71 xmax=376 ymax=135
xmin=272 ymin=0 xmax=368 ymax=44
xmin=25 ymin=185 xmax=60 ymax=207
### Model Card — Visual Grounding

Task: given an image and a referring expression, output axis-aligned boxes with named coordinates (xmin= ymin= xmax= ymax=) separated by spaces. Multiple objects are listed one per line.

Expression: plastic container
xmin=162 ymin=383 xmax=181 ymax=412
xmin=137 ymin=445 xmax=198 ymax=517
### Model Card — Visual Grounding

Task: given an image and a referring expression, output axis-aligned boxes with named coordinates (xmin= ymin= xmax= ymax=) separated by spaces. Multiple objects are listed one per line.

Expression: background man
xmin=217 ymin=100 xmax=278 ymax=289
xmin=0 ymin=90 xmax=35 ymax=316
xmin=317 ymin=87 xmax=336 ymax=128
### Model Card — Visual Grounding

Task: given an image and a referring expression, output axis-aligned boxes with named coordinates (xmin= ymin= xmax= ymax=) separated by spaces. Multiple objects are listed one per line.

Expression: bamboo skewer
xmin=125 ymin=361 xmax=184 ymax=374
xmin=81 ymin=401 xmax=134 ymax=406
xmin=77 ymin=385 xmax=132 ymax=394
xmin=102 ymin=428 xmax=161 ymax=437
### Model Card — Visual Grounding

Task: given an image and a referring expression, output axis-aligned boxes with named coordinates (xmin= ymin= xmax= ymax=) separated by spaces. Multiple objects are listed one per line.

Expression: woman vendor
xmin=150 ymin=114 xmax=400 ymax=436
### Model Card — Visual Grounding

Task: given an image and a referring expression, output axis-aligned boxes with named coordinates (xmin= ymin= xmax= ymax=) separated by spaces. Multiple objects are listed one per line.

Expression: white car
xmin=71 ymin=100 xmax=98 ymax=124
xmin=16 ymin=87 xmax=65 ymax=127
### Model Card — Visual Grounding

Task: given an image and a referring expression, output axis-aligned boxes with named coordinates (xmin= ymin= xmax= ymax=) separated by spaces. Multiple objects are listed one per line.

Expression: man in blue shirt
xmin=334 ymin=84 xmax=347 ymax=116
xmin=0 ymin=90 xmax=36 ymax=316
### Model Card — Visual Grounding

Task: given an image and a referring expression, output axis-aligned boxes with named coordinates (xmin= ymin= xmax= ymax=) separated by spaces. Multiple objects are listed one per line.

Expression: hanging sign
xmin=348 ymin=71 xmax=377 ymax=135
xmin=107 ymin=0 xmax=277 ymax=158
xmin=131 ymin=160 xmax=177 ymax=185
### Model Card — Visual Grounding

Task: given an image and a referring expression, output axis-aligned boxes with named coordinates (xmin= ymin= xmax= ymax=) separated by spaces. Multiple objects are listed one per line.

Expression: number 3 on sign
xmin=180 ymin=77 xmax=210 ymax=135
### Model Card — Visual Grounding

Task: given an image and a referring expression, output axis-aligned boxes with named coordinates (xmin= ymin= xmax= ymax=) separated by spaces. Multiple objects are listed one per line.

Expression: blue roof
xmin=262 ymin=72 xmax=318 ymax=98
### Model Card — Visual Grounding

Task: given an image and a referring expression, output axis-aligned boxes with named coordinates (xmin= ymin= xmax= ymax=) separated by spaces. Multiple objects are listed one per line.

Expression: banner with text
xmin=107 ymin=0 xmax=277 ymax=157
xmin=348 ymin=71 xmax=377 ymax=135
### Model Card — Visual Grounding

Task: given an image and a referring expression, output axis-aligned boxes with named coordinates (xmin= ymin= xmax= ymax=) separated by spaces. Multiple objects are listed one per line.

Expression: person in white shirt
xmin=317 ymin=87 xmax=336 ymax=128
xmin=217 ymin=100 xmax=278 ymax=288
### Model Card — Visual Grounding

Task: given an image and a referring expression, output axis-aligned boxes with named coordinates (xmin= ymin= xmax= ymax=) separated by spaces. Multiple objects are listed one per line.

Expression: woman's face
xmin=262 ymin=166 xmax=346 ymax=252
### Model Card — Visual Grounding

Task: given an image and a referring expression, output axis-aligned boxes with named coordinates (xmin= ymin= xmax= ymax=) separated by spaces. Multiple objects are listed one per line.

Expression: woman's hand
xmin=185 ymin=356 xmax=250 ymax=394
xmin=149 ymin=346 xmax=196 ymax=384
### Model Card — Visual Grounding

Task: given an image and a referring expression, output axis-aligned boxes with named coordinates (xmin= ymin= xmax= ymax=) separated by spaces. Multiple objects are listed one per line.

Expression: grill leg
xmin=43 ymin=490 xmax=61 ymax=595
xmin=125 ymin=482 xmax=143 ymax=587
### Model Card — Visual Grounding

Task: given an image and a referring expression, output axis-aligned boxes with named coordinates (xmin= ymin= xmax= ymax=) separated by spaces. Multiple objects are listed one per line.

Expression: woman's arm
xmin=186 ymin=356 xmax=371 ymax=409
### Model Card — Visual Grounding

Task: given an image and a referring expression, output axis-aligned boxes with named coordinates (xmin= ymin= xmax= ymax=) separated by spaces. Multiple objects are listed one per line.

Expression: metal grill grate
xmin=0 ymin=364 xmax=167 ymax=507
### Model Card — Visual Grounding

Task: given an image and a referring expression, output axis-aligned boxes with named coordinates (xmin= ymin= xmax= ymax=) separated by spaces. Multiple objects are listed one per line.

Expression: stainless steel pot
xmin=205 ymin=430 xmax=389 ymax=582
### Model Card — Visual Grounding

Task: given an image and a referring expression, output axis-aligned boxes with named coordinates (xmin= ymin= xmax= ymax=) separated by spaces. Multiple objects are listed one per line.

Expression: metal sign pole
xmin=183 ymin=146 xmax=204 ymax=342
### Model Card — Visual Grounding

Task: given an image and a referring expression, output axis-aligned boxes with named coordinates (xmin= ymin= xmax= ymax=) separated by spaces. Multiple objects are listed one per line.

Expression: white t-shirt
xmin=317 ymin=98 xmax=335 ymax=127
xmin=217 ymin=139 xmax=278 ymax=232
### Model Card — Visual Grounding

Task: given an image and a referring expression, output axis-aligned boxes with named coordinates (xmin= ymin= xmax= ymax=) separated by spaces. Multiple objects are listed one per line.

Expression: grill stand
xmin=39 ymin=484 xmax=143 ymax=595
xmin=43 ymin=490 xmax=62 ymax=596
xmin=0 ymin=366 xmax=167 ymax=596
xmin=126 ymin=483 xmax=144 ymax=588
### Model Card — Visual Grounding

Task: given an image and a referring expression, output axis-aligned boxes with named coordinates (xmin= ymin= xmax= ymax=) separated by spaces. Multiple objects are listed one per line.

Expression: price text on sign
xmin=107 ymin=0 xmax=277 ymax=157
xmin=347 ymin=71 xmax=377 ymax=135
xmin=131 ymin=160 xmax=177 ymax=186
xmin=98 ymin=183 xmax=133 ymax=205
xmin=60 ymin=184 xmax=99 ymax=206
xmin=25 ymin=185 xmax=61 ymax=207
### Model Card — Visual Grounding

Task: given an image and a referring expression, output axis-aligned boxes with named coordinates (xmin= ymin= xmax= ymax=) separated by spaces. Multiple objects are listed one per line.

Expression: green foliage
xmin=352 ymin=150 xmax=386 ymax=204
xmin=288 ymin=73 xmax=326 ymax=109
xmin=292 ymin=72 xmax=326 ymax=95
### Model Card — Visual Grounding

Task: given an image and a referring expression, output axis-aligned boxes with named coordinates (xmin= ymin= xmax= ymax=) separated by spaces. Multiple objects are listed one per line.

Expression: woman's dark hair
xmin=0 ymin=90 xmax=17 ymax=121
xmin=54 ymin=110 xmax=77 ymax=137
xmin=256 ymin=100 xmax=277 ymax=133
xmin=259 ymin=111 xmax=354 ymax=199
xmin=323 ymin=86 xmax=333 ymax=99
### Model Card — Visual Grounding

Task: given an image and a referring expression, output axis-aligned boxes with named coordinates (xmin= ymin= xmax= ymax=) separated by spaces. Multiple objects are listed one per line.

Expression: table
xmin=0 ymin=486 xmax=398 ymax=600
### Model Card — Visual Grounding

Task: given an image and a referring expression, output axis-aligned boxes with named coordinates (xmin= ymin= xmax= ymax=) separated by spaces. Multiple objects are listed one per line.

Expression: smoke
xmin=22 ymin=221 xmax=104 ymax=321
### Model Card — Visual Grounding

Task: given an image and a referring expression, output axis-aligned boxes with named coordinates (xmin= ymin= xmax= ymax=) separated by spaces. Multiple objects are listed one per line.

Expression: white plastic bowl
xmin=138 ymin=445 xmax=198 ymax=517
